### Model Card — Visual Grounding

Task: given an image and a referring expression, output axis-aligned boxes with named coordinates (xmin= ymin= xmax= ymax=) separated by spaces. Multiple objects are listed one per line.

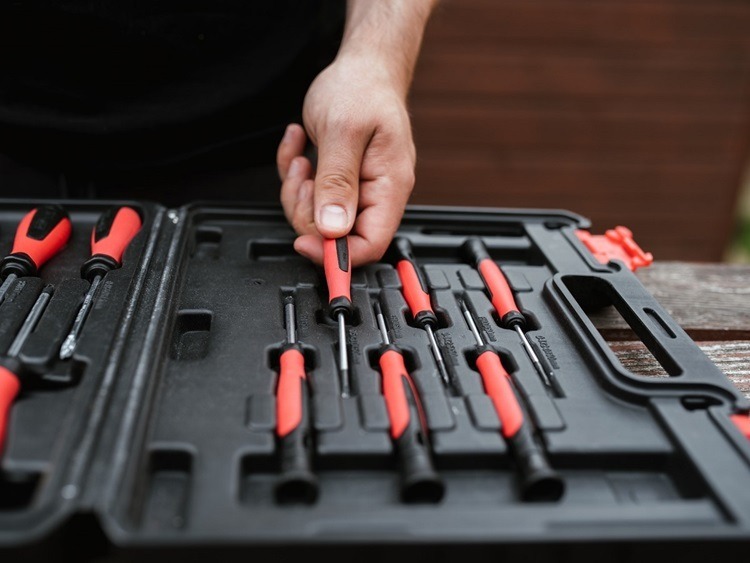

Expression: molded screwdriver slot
xmin=191 ymin=226 xmax=222 ymax=259
xmin=170 ymin=310 xmax=212 ymax=361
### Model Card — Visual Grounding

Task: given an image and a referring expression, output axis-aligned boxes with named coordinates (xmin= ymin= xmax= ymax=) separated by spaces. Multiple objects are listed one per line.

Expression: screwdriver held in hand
xmin=374 ymin=301 xmax=444 ymax=503
xmin=275 ymin=296 xmax=317 ymax=504
xmin=0 ymin=205 xmax=72 ymax=306
xmin=0 ymin=285 xmax=54 ymax=452
xmin=390 ymin=237 xmax=452 ymax=390
xmin=459 ymin=299 xmax=564 ymax=501
xmin=323 ymin=237 xmax=353 ymax=397
xmin=59 ymin=207 xmax=142 ymax=360
xmin=461 ymin=237 xmax=560 ymax=393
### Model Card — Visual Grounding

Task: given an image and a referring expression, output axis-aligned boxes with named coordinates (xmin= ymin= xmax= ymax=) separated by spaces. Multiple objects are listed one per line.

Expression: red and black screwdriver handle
xmin=0 ymin=205 xmax=72 ymax=279
xmin=389 ymin=237 xmax=438 ymax=329
xmin=379 ymin=345 xmax=444 ymax=503
xmin=461 ymin=237 xmax=526 ymax=330
xmin=81 ymin=206 xmax=143 ymax=282
xmin=474 ymin=346 xmax=564 ymax=501
xmin=0 ymin=357 xmax=21 ymax=453
xmin=323 ymin=237 xmax=353 ymax=321
xmin=275 ymin=342 xmax=318 ymax=504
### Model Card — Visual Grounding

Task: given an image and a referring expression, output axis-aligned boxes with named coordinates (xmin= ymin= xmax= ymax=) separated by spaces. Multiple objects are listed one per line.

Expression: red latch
xmin=731 ymin=414 xmax=750 ymax=440
xmin=575 ymin=226 xmax=653 ymax=271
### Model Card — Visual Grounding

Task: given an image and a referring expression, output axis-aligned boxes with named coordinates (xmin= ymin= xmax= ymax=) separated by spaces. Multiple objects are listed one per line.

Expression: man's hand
xmin=276 ymin=0 xmax=436 ymax=267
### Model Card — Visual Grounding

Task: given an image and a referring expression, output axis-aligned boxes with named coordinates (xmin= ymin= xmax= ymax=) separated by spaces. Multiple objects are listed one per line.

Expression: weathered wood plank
xmin=589 ymin=262 xmax=750 ymax=340
xmin=607 ymin=340 xmax=750 ymax=398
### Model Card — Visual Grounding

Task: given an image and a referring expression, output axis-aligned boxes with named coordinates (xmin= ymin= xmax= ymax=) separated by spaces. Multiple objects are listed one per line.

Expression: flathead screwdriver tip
xmin=59 ymin=336 xmax=76 ymax=360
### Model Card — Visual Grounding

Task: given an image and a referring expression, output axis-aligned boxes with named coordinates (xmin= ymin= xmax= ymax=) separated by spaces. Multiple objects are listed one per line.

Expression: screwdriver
xmin=0 ymin=205 xmax=72 ymax=306
xmin=461 ymin=237 xmax=559 ymax=393
xmin=374 ymin=301 xmax=444 ymax=503
xmin=323 ymin=237 xmax=352 ymax=397
xmin=275 ymin=296 xmax=317 ymax=504
xmin=389 ymin=237 xmax=452 ymax=390
xmin=0 ymin=285 xmax=54 ymax=452
xmin=60 ymin=207 xmax=142 ymax=360
xmin=459 ymin=299 xmax=564 ymax=501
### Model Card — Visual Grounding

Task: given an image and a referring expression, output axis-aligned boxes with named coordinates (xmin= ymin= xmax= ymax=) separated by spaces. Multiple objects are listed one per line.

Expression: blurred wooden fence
xmin=409 ymin=0 xmax=750 ymax=260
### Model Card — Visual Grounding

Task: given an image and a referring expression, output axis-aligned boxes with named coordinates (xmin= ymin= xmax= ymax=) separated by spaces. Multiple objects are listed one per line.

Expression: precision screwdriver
xmin=459 ymin=299 xmax=564 ymax=501
xmin=275 ymin=296 xmax=317 ymax=504
xmin=461 ymin=237 xmax=560 ymax=393
xmin=60 ymin=207 xmax=142 ymax=360
xmin=0 ymin=205 xmax=72 ymax=307
xmin=373 ymin=301 xmax=444 ymax=503
xmin=323 ymin=237 xmax=352 ymax=397
xmin=0 ymin=285 xmax=54 ymax=452
xmin=389 ymin=237 xmax=452 ymax=390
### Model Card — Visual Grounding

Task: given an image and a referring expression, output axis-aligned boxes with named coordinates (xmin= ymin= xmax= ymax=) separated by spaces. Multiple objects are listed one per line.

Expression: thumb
xmin=313 ymin=126 xmax=369 ymax=238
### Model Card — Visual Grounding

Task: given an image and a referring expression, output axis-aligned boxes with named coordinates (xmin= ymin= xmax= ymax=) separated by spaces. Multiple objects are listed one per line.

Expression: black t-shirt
xmin=0 ymin=1 xmax=345 ymax=173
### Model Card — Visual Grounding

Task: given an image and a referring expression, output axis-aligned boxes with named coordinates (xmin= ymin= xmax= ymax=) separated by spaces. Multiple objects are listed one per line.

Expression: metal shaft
xmin=59 ymin=275 xmax=102 ymax=360
xmin=461 ymin=302 xmax=485 ymax=347
xmin=0 ymin=273 xmax=18 ymax=307
xmin=374 ymin=302 xmax=390 ymax=345
xmin=284 ymin=297 xmax=296 ymax=344
xmin=8 ymin=286 xmax=53 ymax=358
xmin=424 ymin=325 xmax=450 ymax=388
xmin=337 ymin=312 xmax=350 ymax=397
xmin=514 ymin=325 xmax=553 ymax=389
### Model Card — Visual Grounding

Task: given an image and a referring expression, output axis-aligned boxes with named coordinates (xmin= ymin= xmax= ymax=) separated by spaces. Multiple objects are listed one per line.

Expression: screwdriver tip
xmin=42 ymin=285 xmax=55 ymax=295
xmin=59 ymin=337 xmax=76 ymax=360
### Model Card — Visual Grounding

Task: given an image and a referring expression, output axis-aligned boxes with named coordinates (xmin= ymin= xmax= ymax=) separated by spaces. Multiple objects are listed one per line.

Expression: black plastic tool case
xmin=1 ymin=199 xmax=750 ymax=561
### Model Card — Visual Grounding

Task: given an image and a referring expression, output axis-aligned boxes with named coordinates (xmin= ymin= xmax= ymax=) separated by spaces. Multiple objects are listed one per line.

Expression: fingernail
xmin=288 ymin=158 xmax=301 ymax=177
xmin=297 ymin=180 xmax=311 ymax=203
xmin=320 ymin=204 xmax=348 ymax=231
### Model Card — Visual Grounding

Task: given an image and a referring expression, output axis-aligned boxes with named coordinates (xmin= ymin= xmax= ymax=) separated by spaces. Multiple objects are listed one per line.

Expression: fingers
xmin=277 ymin=124 xmax=307 ymax=182
xmin=313 ymin=124 xmax=371 ymax=239
xmin=294 ymin=169 xmax=414 ymax=267
xmin=280 ymin=155 xmax=315 ymax=234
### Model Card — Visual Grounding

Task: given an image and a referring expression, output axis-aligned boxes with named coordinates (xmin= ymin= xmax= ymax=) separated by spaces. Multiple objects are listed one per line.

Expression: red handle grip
xmin=380 ymin=350 xmax=411 ymax=439
xmin=0 ymin=366 xmax=20 ymax=453
xmin=11 ymin=206 xmax=72 ymax=272
xmin=478 ymin=258 xmax=520 ymax=319
xmin=324 ymin=237 xmax=351 ymax=304
xmin=397 ymin=260 xmax=434 ymax=318
xmin=476 ymin=351 xmax=524 ymax=438
xmin=276 ymin=348 xmax=307 ymax=438
xmin=91 ymin=207 xmax=142 ymax=265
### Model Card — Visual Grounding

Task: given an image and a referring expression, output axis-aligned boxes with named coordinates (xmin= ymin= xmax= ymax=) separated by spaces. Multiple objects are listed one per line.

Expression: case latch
xmin=575 ymin=226 xmax=653 ymax=271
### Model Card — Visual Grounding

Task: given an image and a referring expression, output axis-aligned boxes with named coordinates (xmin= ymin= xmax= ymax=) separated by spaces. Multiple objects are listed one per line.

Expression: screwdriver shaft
xmin=337 ymin=312 xmax=350 ymax=397
xmin=59 ymin=275 xmax=102 ymax=360
xmin=284 ymin=298 xmax=296 ymax=344
xmin=424 ymin=325 xmax=450 ymax=388
xmin=8 ymin=287 xmax=53 ymax=357
xmin=514 ymin=325 xmax=553 ymax=389
xmin=0 ymin=273 xmax=17 ymax=306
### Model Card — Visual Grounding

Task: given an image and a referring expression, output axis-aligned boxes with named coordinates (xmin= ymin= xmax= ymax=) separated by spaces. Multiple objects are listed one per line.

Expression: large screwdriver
xmin=0 ymin=285 xmax=54 ymax=452
xmin=389 ymin=237 xmax=452 ymax=390
xmin=459 ymin=299 xmax=564 ymax=501
xmin=373 ymin=301 xmax=444 ymax=503
xmin=0 ymin=205 xmax=72 ymax=306
xmin=323 ymin=237 xmax=352 ymax=397
xmin=275 ymin=297 xmax=317 ymax=503
xmin=461 ymin=237 xmax=560 ymax=393
xmin=59 ymin=207 xmax=142 ymax=360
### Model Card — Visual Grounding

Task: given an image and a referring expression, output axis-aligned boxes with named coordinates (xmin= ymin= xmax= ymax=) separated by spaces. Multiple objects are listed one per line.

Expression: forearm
xmin=339 ymin=0 xmax=437 ymax=97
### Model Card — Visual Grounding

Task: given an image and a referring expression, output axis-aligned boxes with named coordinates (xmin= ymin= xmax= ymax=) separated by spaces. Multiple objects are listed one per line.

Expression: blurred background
xmin=407 ymin=0 xmax=750 ymax=263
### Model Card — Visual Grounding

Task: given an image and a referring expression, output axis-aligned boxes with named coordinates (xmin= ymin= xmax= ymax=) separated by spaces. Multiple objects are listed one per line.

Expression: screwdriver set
xmin=2 ymin=200 xmax=750 ymax=559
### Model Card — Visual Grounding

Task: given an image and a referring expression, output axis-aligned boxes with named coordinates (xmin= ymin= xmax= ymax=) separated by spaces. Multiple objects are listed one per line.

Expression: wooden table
xmin=592 ymin=262 xmax=750 ymax=397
